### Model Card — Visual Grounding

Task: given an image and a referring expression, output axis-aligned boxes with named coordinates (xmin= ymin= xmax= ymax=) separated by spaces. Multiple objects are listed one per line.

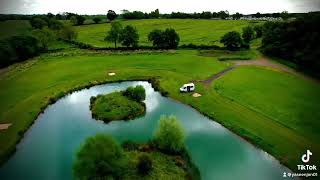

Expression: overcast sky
xmin=0 ymin=0 xmax=320 ymax=14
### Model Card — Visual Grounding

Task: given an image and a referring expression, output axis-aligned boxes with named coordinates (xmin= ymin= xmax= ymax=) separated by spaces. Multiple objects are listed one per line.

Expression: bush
xmin=93 ymin=17 xmax=102 ymax=24
xmin=122 ymin=140 xmax=139 ymax=151
xmin=153 ymin=116 xmax=185 ymax=153
xmin=242 ymin=26 xmax=254 ymax=43
xmin=73 ymin=134 xmax=127 ymax=179
xmin=119 ymin=25 xmax=139 ymax=47
xmin=31 ymin=27 xmax=56 ymax=50
xmin=30 ymin=17 xmax=48 ymax=29
xmin=137 ymin=154 xmax=153 ymax=175
xmin=220 ymin=31 xmax=242 ymax=50
xmin=122 ymin=85 xmax=146 ymax=102
xmin=148 ymin=28 xmax=180 ymax=49
xmin=59 ymin=25 xmax=78 ymax=41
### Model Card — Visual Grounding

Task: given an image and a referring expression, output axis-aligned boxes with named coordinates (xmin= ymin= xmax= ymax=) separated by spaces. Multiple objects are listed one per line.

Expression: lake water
xmin=0 ymin=81 xmax=291 ymax=180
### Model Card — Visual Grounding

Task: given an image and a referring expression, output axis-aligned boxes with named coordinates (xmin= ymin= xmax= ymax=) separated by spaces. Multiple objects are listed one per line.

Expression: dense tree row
xmin=260 ymin=12 xmax=320 ymax=73
xmin=105 ymin=22 xmax=179 ymax=49
xmin=0 ymin=15 xmax=78 ymax=68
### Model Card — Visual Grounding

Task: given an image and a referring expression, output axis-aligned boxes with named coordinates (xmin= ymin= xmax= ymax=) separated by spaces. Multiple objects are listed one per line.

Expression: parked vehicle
xmin=180 ymin=83 xmax=195 ymax=92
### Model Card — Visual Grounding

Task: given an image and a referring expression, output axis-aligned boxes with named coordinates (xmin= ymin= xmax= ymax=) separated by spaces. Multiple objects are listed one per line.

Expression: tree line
xmin=0 ymin=16 xmax=78 ymax=68
xmin=260 ymin=12 xmax=320 ymax=74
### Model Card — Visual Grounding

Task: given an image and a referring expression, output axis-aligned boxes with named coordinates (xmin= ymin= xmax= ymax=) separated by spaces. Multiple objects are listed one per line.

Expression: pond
xmin=0 ymin=81 xmax=291 ymax=180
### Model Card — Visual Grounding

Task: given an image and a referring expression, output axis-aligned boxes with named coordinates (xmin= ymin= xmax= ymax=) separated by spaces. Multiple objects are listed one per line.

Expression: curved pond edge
xmin=0 ymin=77 xmax=292 ymax=172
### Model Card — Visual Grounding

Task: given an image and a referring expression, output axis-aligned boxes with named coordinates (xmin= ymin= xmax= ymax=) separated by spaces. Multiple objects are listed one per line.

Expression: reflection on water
xmin=0 ymin=81 xmax=292 ymax=180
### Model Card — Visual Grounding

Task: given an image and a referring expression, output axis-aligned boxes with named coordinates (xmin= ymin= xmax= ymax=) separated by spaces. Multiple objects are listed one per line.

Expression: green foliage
xmin=137 ymin=154 xmax=153 ymax=175
xmin=122 ymin=85 xmax=146 ymax=102
xmin=76 ymin=15 xmax=86 ymax=25
xmin=242 ymin=26 xmax=254 ymax=43
xmin=59 ymin=25 xmax=78 ymax=41
xmin=29 ymin=18 xmax=48 ymax=29
xmin=73 ymin=134 xmax=127 ymax=179
xmin=119 ymin=25 xmax=139 ymax=47
xmin=90 ymin=91 xmax=145 ymax=122
xmin=154 ymin=116 xmax=185 ymax=153
xmin=93 ymin=17 xmax=102 ymax=24
xmin=31 ymin=27 xmax=56 ymax=50
xmin=253 ymin=25 xmax=263 ymax=38
xmin=148 ymin=28 xmax=180 ymax=49
xmin=107 ymin=10 xmax=117 ymax=21
xmin=220 ymin=31 xmax=242 ymax=50
xmin=149 ymin=9 xmax=160 ymax=18
xmin=105 ymin=21 xmax=123 ymax=48
xmin=70 ymin=16 xmax=77 ymax=25
xmin=261 ymin=12 xmax=320 ymax=72
xmin=47 ymin=19 xmax=63 ymax=30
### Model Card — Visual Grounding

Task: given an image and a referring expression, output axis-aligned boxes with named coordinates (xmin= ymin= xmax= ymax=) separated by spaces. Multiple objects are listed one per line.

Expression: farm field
xmin=0 ymin=49 xmax=319 ymax=171
xmin=75 ymin=19 xmax=262 ymax=47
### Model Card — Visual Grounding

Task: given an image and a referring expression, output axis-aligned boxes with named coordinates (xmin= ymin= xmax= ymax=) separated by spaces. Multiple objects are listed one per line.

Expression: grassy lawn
xmin=90 ymin=91 xmax=145 ymax=122
xmin=0 ymin=49 xmax=319 ymax=171
xmin=75 ymin=19 xmax=262 ymax=47
xmin=214 ymin=66 xmax=320 ymax=141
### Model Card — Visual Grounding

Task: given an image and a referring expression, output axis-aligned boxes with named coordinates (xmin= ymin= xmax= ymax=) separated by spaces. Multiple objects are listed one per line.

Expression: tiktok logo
xmin=301 ymin=149 xmax=312 ymax=163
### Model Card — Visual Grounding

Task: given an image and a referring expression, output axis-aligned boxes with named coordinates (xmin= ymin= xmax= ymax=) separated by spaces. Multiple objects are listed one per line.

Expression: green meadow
xmin=75 ymin=19 xmax=260 ymax=47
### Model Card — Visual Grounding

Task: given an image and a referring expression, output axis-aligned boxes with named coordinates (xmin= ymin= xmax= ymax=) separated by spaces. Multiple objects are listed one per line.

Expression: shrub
xmin=30 ymin=17 xmax=48 ymax=29
xmin=148 ymin=28 xmax=180 ymax=49
xmin=122 ymin=85 xmax=146 ymax=102
xmin=93 ymin=17 xmax=102 ymax=24
xmin=242 ymin=26 xmax=254 ymax=43
xmin=122 ymin=140 xmax=139 ymax=151
xmin=59 ymin=25 xmax=78 ymax=41
xmin=137 ymin=154 xmax=153 ymax=175
xmin=73 ymin=134 xmax=127 ymax=179
xmin=220 ymin=31 xmax=242 ymax=50
xmin=119 ymin=25 xmax=139 ymax=47
xmin=31 ymin=27 xmax=56 ymax=50
xmin=153 ymin=116 xmax=185 ymax=153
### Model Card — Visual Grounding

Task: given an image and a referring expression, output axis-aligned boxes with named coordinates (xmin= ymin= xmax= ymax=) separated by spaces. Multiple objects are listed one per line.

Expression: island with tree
xmin=90 ymin=85 xmax=146 ymax=122
xmin=73 ymin=116 xmax=200 ymax=179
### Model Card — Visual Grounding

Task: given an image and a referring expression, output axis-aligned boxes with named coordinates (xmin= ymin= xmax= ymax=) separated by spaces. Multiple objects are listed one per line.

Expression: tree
xmin=220 ymin=31 xmax=242 ymax=50
xmin=200 ymin=11 xmax=212 ymax=19
xmin=47 ymin=19 xmax=63 ymax=30
xmin=153 ymin=116 xmax=185 ymax=153
xmin=70 ymin=16 xmax=77 ymax=25
xmin=253 ymin=25 xmax=263 ymax=38
xmin=93 ymin=17 xmax=102 ymax=24
xmin=9 ymin=35 xmax=41 ymax=61
xmin=30 ymin=18 xmax=48 ymax=29
xmin=232 ymin=12 xmax=242 ymax=20
xmin=59 ymin=25 xmax=78 ymax=41
xmin=73 ymin=134 xmax=127 ymax=179
xmin=122 ymin=85 xmax=145 ymax=102
xmin=148 ymin=28 xmax=180 ymax=49
xmin=281 ymin=11 xmax=289 ymax=20
xmin=76 ymin=15 xmax=85 ymax=25
xmin=150 ymin=9 xmax=160 ymax=18
xmin=218 ymin=10 xmax=229 ymax=19
xmin=107 ymin=10 xmax=117 ymax=21
xmin=32 ymin=27 xmax=56 ymax=50
xmin=119 ymin=25 xmax=139 ymax=47
xmin=105 ymin=22 xmax=123 ymax=48
xmin=242 ymin=26 xmax=254 ymax=43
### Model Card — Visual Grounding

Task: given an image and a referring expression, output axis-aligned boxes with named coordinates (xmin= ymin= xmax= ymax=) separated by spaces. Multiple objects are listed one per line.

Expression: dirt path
xmin=0 ymin=123 xmax=12 ymax=130
xmin=195 ymin=56 xmax=319 ymax=86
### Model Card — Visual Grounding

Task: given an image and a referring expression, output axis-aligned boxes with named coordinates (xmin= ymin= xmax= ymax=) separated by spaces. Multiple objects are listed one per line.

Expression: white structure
xmin=180 ymin=83 xmax=195 ymax=92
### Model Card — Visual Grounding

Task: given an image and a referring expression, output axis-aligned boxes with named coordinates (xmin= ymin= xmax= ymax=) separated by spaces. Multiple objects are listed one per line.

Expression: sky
xmin=0 ymin=0 xmax=320 ymax=14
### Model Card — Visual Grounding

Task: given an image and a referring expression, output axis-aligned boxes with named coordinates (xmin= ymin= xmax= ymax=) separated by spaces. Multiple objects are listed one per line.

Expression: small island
xmin=90 ymin=85 xmax=146 ymax=122
xmin=73 ymin=116 xmax=200 ymax=180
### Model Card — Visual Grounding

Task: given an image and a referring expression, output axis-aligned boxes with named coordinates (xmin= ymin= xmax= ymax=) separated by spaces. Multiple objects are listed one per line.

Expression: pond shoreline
xmin=0 ymin=78 xmax=292 ymax=172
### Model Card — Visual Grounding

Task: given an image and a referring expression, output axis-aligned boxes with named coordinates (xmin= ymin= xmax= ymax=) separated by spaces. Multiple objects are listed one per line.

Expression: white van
xmin=180 ymin=83 xmax=195 ymax=92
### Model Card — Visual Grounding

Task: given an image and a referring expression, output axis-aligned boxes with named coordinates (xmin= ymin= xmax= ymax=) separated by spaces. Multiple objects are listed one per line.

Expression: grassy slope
xmin=75 ymin=19 xmax=261 ymax=47
xmin=91 ymin=92 xmax=145 ymax=121
xmin=0 ymin=50 xmax=319 ymax=170
xmin=214 ymin=66 xmax=320 ymax=142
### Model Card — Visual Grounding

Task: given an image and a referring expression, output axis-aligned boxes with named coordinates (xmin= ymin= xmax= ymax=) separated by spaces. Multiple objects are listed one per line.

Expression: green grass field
xmin=75 ymin=19 xmax=261 ymax=47
xmin=0 ymin=49 xmax=319 ymax=170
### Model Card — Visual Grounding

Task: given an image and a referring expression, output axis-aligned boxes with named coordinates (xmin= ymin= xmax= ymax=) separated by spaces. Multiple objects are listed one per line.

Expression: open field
xmin=75 ymin=19 xmax=262 ymax=47
xmin=0 ymin=49 xmax=319 ymax=170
